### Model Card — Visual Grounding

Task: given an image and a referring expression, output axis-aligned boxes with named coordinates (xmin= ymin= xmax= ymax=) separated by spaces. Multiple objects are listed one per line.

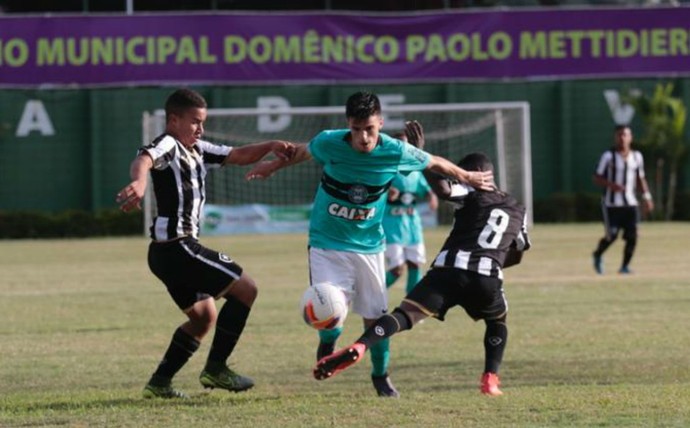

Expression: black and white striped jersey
xmin=431 ymin=182 xmax=530 ymax=280
xmin=595 ymin=149 xmax=646 ymax=207
xmin=139 ymin=134 xmax=231 ymax=241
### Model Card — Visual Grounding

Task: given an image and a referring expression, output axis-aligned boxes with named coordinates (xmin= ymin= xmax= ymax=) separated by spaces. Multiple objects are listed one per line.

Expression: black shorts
xmin=405 ymin=267 xmax=507 ymax=321
xmin=602 ymin=206 xmax=639 ymax=240
xmin=147 ymin=237 xmax=243 ymax=311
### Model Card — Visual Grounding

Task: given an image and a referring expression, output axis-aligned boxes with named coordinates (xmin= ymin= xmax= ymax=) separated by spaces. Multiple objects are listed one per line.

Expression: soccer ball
xmin=300 ymin=282 xmax=348 ymax=330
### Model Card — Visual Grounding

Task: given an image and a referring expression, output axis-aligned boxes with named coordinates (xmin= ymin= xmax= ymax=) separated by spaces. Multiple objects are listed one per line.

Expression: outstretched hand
xmin=116 ymin=180 xmax=146 ymax=212
xmin=405 ymin=120 xmax=425 ymax=149
xmin=246 ymin=160 xmax=282 ymax=181
xmin=467 ymin=170 xmax=495 ymax=192
xmin=272 ymin=141 xmax=296 ymax=161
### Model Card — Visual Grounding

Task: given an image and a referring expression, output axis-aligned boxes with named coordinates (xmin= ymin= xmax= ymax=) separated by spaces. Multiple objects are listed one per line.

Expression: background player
xmin=116 ymin=88 xmax=294 ymax=399
xmin=246 ymin=91 xmax=494 ymax=398
xmin=383 ymin=132 xmax=438 ymax=294
xmin=313 ymin=148 xmax=530 ymax=397
xmin=592 ymin=124 xmax=654 ymax=274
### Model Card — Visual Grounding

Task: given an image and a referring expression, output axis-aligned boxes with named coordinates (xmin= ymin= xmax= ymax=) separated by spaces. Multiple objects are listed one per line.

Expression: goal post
xmin=142 ymin=102 xmax=532 ymax=235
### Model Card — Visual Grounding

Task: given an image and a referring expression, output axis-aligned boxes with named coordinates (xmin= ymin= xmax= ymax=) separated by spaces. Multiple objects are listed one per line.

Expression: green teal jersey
xmin=307 ymin=130 xmax=431 ymax=253
xmin=383 ymin=171 xmax=432 ymax=246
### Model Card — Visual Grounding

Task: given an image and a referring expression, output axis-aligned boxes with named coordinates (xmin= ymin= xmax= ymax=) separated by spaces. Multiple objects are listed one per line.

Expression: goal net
xmin=142 ymin=102 xmax=531 ymax=234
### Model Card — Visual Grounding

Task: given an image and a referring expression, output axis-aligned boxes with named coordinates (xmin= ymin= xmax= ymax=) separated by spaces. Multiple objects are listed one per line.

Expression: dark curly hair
xmin=458 ymin=152 xmax=494 ymax=172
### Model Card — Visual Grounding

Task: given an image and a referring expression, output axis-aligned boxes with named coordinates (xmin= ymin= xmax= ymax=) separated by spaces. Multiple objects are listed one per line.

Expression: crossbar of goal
xmin=142 ymin=101 xmax=531 ymax=234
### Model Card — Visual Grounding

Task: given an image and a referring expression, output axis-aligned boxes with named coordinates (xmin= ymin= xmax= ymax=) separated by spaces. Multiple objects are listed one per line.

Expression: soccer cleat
xmin=480 ymin=372 xmax=503 ymax=396
xmin=142 ymin=383 xmax=189 ymax=399
xmin=313 ymin=343 xmax=366 ymax=380
xmin=618 ymin=266 xmax=632 ymax=274
xmin=371 ymin=374 xmax=400 ymax=398
xmin=316 ymin=341 xmax=336 ymax=361
xmin=592 ymin=253 xmax=603 ymax=274
xmin=199 ymin=366 xmax=254 ymax=392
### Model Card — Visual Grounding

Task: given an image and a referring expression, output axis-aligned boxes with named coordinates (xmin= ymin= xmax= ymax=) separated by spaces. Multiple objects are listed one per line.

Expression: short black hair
xmin=345 ymin=91 xmax=381 ymax=120
xmin=458 ymin=152 xmax=494 ymax=172
xmin=165 ymin=88 xmax=207 ymax=121
xmin=614 ymin=124 xmax=631 ymax=132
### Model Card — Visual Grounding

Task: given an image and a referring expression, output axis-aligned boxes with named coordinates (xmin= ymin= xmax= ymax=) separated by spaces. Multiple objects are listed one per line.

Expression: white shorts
xmin=308 ymin=247 xmax=387 ymax=320
xmin=385 ymin=243 xmax=426 ymax=268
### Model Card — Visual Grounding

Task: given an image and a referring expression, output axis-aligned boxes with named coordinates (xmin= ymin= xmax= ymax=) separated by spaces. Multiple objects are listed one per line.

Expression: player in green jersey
xmin=247 ymin=91 xmax=493 ymax=398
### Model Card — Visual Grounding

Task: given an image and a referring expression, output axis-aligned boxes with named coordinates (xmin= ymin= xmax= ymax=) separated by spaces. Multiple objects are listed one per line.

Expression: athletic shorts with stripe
xmin=147 ymin=236 xmax=243 ymax=311
xmin=404 ymin=267 xmax=507 ymax=321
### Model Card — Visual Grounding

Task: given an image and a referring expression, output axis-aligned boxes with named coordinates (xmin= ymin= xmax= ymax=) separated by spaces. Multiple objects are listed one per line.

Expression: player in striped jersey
xmin=313 ymin=145 xmax=530 ymax=397
xmin=116 ymin=88 xmax=294 ymax=399
xmin=592 ymin=124 xmax=654 ymax=275
xmin=247 ymin=92 xmax=494 ymax=398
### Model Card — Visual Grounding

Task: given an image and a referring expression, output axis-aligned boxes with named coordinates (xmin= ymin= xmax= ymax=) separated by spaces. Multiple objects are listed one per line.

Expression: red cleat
xmin=480 ymin=372 xmax=503 ymax=396
xmin=313 ymin=343 xmax=366 ymax=380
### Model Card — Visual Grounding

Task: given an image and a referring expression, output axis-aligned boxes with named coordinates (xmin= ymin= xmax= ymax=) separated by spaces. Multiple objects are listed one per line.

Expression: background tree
xmin=626 ymin=83 xmax=688 ymax=220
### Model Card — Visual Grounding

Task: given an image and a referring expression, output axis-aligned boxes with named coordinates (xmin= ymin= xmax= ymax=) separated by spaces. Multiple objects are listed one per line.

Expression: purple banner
xmin=1 ymin=8 xmax=690 ymax=87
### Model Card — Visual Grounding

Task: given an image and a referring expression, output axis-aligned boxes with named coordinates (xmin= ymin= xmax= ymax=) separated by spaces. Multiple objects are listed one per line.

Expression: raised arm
xmin=406 ymin=120 xmax=493 ymax=192
xmin=225 ymin=140 xmax=295 ymax=166
xmin=246 ymin=143 xmax=312 ymax=180
xmin=427 ymin=155 xmax=494 ymax=192
xmin=116 ymin=153 xmax=153 ymax=212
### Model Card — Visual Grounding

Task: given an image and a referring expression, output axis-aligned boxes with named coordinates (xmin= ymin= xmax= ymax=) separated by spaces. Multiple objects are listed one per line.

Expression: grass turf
xmin=1 ymin=222 xmax=688 ymax=427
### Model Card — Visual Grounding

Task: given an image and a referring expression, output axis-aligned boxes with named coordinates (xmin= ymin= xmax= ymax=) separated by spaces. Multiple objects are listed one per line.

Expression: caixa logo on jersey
xmin=347 ymin=184 xmax=369 ymax=204
xmin=328 ymin=203 xmax=376 ymax=221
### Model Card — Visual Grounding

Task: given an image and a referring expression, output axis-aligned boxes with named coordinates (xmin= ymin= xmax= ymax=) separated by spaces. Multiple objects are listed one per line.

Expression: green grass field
xmin=1 ymin=223 xmax=689 ymax=427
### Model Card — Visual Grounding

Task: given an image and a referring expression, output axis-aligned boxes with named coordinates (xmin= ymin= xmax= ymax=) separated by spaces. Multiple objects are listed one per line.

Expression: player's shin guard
xmin=484 ymin=317 xmax=508 ymax=374
xmin=369 ymin=338 xmax=390 ymax=377
xmin=152 ymin=327 xmax=200 ymax=381
xmin=357 ymin=309 xmax=412 ymax=349
xmin=406 ymin=267 xmax=422 ymax=294
xmin=207 ymin=296 xmax=250 ymax=365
